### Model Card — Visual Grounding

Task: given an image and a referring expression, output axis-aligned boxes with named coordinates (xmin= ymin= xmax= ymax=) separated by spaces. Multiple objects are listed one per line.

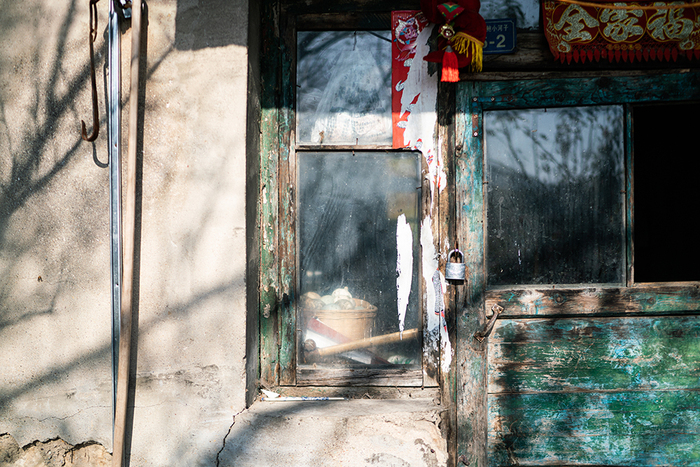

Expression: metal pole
xmin=113 ymin=0 xmax=140 ymax=463
xmin=107 ymin=0 xmax=122 ymax=442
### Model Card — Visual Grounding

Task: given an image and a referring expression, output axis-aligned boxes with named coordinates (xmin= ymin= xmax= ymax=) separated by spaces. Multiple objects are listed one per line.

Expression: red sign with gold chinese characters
xmin=543 ymin=0 xmax=700 ymax=63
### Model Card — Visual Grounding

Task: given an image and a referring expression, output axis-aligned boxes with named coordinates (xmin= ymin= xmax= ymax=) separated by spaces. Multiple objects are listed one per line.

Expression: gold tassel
xmin=452 ymin=32 xmax=484 ymax=72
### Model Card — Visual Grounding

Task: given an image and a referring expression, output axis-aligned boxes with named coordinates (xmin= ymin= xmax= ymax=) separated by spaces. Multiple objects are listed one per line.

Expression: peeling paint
xmin=441 ymin=325 xmax=452 ymax=374
xmin=438 ymin=270 xmax=452 ymax=374
xmin=432 ymin=270 xmax=445 ymax=324
xmin=393 ymin=14 xmax=450 ymax=373
xmin=518 ymin=289 xmax=545 ymax=315
xmin=421 ymin=218 xmax=440 ymax=334
xmin=400 ymin=24 xmax=445 ymax=204
xmin=396 ymin=214 xmax=413 ymax=334
xmin=421 ymin=221 xmax=451 ymax=371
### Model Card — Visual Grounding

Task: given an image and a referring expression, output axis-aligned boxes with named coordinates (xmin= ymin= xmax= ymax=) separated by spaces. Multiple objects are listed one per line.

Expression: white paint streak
xmin=441 ymin=322 xmax=452 ymax=374
xmin=396 ymin=214 xmax=413 ymax=334
xmin=421 ymin=218 xmax=440 ymax=332
xmin=435 ymin=271 xmax=452 ymax=373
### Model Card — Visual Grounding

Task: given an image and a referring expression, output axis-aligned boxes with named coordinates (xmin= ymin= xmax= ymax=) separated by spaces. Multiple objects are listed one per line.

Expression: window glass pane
xmin=297 ymin=31 xmax=392 ymax=145
xmin=299 ymin=151 xmax=421 ymax=367
xmin=485 ymin=106 xmax=625 ymax=285
xmin=633 ymin=102 xmax=700 ymax=282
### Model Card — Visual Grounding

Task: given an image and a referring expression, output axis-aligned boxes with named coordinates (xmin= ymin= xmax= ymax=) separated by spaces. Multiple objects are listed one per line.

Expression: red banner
xmin=392 ymin=10 xmax=429 ymax=148
xmin=543 ymin=0 xmax=700 ymax=63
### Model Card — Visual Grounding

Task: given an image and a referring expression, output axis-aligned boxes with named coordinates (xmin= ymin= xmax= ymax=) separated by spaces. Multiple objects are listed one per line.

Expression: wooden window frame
xmin=455 ymin=70 xmax=700 ymax=464
xmin=259 ymin=1 xmax=450 ymax=390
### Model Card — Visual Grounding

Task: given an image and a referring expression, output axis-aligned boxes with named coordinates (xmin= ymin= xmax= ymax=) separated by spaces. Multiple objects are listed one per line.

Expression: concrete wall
xmin=0 ymin=0 xmax=252 ymax=465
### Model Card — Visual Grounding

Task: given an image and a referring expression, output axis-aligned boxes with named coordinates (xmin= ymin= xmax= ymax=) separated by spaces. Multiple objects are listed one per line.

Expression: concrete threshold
xmin=217 ymin=398 xmax=448 ymax=466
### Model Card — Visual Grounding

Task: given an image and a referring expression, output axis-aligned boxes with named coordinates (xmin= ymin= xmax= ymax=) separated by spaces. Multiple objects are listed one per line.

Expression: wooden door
xmin=455 ymin=74 xmax=700 ymax=466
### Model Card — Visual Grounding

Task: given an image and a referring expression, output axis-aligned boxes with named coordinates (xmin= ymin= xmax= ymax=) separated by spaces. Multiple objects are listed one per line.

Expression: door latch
xmin=475 ymin=303 xmax=504 ymax=342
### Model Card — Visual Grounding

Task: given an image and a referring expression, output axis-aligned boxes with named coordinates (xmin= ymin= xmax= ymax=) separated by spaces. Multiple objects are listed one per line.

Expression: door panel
xmin=488 ymin=316 xmax=700 ymax=465
xmin=489 ymin=389 xmax=700 ymax=465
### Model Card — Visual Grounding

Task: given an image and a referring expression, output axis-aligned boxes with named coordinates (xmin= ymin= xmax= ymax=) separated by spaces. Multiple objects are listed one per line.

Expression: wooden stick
xmin=314 ymin=328 xmax=420 ymax=357
xmin=113 ymin=1 xmax=141 ymax=465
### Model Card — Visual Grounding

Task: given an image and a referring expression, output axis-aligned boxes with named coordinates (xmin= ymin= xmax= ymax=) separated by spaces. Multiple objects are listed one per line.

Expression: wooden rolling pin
xmin=307 ymin=328 xmax=420 ymax=358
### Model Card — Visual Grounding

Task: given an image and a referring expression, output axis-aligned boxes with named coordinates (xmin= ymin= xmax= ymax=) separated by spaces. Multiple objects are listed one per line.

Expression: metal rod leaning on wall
xmin=107 ymin=0 xmax=123 ymax=441
xmin=113 ymin=0 xmax=141 ymax=464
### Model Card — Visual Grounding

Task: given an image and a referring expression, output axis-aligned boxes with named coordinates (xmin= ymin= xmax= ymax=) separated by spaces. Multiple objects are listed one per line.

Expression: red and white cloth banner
xmin=392 ymin=11 xmax=431 ymax=148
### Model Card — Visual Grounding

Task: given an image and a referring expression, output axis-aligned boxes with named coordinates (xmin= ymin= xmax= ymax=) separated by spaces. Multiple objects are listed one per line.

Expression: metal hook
xmin=81 ymin=0 xmax=100 ymax=142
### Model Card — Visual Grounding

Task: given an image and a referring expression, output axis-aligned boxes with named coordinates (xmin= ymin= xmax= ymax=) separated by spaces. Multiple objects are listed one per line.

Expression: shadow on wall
xmin=175 ymin=0 xmax=248 ymax=50
xmin=0 ymin=0 xmax=100 ymax=330
xmin=0 ymin=0 xmax=246 ymax=461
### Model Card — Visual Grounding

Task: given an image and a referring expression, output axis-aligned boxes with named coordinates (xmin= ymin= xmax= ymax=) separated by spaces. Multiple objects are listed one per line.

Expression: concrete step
xmin=218 ymin=398 xmax=448 ymax=466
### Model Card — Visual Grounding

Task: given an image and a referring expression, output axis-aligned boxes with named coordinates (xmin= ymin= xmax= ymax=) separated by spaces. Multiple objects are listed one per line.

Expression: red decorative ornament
xmin=421 ymin=0 xmax=487 ymax=81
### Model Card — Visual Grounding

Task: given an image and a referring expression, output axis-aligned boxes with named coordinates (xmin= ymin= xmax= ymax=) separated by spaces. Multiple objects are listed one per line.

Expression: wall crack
xmin=17 ymin=405 xmax=110 ymax=423
xmin=215 ymin=410 xmax=244 ymax=467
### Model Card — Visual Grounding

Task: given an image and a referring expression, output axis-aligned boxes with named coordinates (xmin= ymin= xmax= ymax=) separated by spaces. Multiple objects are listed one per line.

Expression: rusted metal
xmin=80 ymin=0 xmax=100 ymax=142
xmin=474 ymin=303 xmax=503 ymax=343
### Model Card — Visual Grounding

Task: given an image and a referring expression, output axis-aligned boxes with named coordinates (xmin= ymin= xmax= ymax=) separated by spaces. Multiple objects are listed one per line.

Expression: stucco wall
xmin=0 ymin=0 xmax=251 ymax=465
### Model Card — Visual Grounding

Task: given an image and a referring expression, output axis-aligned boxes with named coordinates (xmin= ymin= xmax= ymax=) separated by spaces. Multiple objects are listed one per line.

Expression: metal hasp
xmin=445 ymin=249 xmax=466 ymax=281
xmin=107 ymin=0 xmax=122 ymax=439
xmin=475 ymin=303 xmax=504 ymax=342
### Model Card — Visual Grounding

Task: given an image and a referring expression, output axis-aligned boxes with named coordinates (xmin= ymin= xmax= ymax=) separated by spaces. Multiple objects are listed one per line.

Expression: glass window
xmin=298 ymin=151 xmax=421 ymax=367
xmin=297 ymin=31 xmax=393 ymax=145
xmin=484 ymin=106 xmax=625 ymax=285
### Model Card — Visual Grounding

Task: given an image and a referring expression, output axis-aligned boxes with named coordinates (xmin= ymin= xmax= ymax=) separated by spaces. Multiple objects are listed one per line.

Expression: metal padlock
xmin=445 ymin=249 xmax=466 ymax=281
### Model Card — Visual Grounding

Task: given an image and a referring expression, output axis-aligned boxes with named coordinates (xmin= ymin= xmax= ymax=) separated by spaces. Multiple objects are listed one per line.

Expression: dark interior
xmin=633 ymin=102 xmax=700 ymax=282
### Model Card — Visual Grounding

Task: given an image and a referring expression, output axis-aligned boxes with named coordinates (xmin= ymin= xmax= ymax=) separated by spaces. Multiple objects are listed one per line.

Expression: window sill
xmin=297 ymin=365 xmax=430 ymax=387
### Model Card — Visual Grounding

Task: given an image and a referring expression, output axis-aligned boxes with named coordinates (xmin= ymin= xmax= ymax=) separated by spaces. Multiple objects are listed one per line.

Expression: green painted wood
xmin=462 ymin=73 xmax=700 ymax=467
xmin=456 ymin=81 xmax=489 ymax=466
xmin=259 ymin=0 xmax=282 ymax=386
xmin=489 ymin=316 xmax=700 ymax=394
xmin=246 ymin=0 xmax=263 ymax=407
xmin=489 ymin=315 xmax=700 ymax=465
xmin=489 ymin=390 xmax=700 ymax=466
xmin=278 ymin=9 xmax=297 ymax=386
xmin=472 ymin=72 xmax=700 ymax=110
xmin=485 ymin=286 xmax=700 ymax=318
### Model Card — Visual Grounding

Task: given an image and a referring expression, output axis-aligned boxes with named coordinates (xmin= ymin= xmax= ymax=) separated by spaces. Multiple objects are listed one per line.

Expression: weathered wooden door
xmin=455 ymin=74 xmax=700 ymax=466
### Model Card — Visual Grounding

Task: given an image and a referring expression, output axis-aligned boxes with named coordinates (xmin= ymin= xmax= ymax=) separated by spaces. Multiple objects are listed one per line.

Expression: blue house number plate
xmin=484 ymin=19 xmax=516 ymax=54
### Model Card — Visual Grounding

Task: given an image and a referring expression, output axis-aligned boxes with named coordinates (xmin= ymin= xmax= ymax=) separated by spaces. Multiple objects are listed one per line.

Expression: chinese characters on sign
xmin=543 ymin=0 xmax=700 ymax=63
xmin=484 ymin=19 xmax=517 ymax=54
